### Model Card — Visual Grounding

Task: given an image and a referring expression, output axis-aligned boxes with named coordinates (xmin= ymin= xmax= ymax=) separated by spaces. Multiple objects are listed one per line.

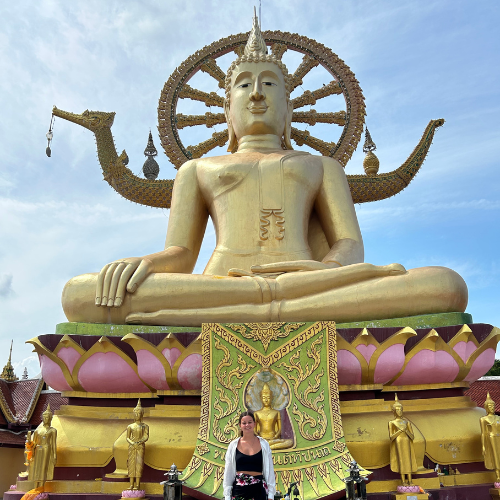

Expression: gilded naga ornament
xmin=126 ymin=399 xmax=150 ymax=490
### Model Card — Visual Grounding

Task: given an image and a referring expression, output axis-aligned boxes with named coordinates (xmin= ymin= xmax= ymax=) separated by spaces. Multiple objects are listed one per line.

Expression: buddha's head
xmin=42 ymin=403 xmax=53 ymax=426
xmin=485 ymin=392 xmax=495 ymax=415
xmin=224 ymin=12 xmax=293 ymax=151
xmin=133 ymin=398 xmax=144 ymax=422
xmin=260 ymin=382 xmax=273 ymax=408
xmin=392 ymin=394 xmax=404 ymax=418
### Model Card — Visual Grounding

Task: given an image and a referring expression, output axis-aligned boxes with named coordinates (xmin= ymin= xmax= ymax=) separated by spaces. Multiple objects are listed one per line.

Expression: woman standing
xmin=224 ymin=411 xmax=276 ymax=500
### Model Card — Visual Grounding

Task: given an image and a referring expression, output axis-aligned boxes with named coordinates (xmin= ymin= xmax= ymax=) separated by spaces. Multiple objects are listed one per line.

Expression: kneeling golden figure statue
xmin=61 ymin=14 xmax=467 ymax=327
xmin=126 ymin=399 xmax=150 ymax=491
xmin=480 ymin=393 xmax=500 ymax=483
xmin=254 ymin=383 xmax=293 ymax=450
xmin=388 ymin=395 xmax=417 ymax=486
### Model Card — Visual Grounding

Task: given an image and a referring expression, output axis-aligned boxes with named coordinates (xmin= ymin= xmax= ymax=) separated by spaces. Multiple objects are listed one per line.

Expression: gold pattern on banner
xmin=228 ymin=323 xmax=305 ymax=351
xmin=197 ymin=442 xmax=210 ymax=456
xmin=195 ymin=461 xmax=215 ymax=488
xmin=279 ymin=335 xmax=327 ymax=440
xmin=198 ymin=328 xmax=211 ymax=441
xmin=317 ymin=462 xmax=334 ymax=491
xmin=304 ymin=466 xmax=319 ymax=496
xmin=280 ymin=469 xmax=291 ymax=493
xmin=326 ymin=327 xmax=342 ymax=440
xmin=181 ymin=456 xmax=202 ymax=481
xmin=328 ymin=458 xmax=344 ymax=480
xmin=292 ymin=469 xmax=304 ymax=500
xmin=212 ymin=466 xmax=225 ymax=495
xmin=213 ymin=337 xmax=255 ymax=443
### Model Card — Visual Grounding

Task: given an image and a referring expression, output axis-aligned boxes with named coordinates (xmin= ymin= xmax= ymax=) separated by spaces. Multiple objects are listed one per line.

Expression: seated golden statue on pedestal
xmin=126 ymin=399 xmax=150 ymax=490
xmin=254 ymin=383 xmax=293 ymax=450
xmin=480 ymin=393 xmax=500 ymax=483
xmin=25 ymin=404 xmax=57 ymax=489
xmin=61 ymin=14 xmax=467 ymax=327
xmin=388 ymin=395 xmax=417 ymax=486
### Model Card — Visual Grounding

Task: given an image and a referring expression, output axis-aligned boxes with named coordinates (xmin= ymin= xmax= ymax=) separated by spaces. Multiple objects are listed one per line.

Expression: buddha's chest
xmin=197 ymin=153 xmax=323 ymax=206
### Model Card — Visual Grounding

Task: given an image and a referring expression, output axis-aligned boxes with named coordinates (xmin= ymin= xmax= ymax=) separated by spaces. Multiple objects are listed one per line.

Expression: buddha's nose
xmin=249 ymin=80 xmax=266 ymax=101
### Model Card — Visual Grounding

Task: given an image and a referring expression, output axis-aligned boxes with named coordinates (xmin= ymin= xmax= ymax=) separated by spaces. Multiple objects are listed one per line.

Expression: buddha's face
xmin=394 ymin=406 xmax=403 ymax=418
xmin=42 ymin=413 xmax=52 ymax=426
xmin=261 ymin=389 xmax=272 ymax=407
xmin=134 ymin=408 xmax=143 ymax=421
xmin=227 ymin=61 xmax=289 ymax=139
xmin=486 ymin=402 xmax=495 ymax=414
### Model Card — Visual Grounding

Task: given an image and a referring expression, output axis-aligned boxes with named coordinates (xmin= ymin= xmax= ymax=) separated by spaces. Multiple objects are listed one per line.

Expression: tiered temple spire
xmin=0 ymin=340 xmax=18 ymax=382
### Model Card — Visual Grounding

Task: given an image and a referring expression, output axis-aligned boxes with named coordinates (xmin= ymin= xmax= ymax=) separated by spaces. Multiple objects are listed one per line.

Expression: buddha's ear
xmin=224 ymin=99 xmax=238 ymax=153
xmin=283 ymin=100 xmax=294 ymax=150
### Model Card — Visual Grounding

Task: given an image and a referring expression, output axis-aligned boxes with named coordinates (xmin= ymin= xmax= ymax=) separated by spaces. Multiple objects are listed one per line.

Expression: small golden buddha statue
xmin=61 ymin=13 xmax=468 ymax=327
xmin=480 ymin=392 xmax=500 ymax=482
xmin=254 ymin=383 xmax=293 ymax=450
xmin=28 ymin=404 xmax=57 ymax=488
xmin=388 ymin=395 xmax=417 ymax=486
xmin=126 ymin=399 xmax=150 ymax=490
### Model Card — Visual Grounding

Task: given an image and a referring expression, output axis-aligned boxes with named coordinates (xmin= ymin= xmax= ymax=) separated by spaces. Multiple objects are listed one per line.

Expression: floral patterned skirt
xmin=232 ymin=473 xmax=268 ymax=500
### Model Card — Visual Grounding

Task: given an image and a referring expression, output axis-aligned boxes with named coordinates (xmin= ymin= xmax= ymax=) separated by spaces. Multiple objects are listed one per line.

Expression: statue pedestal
xmin=9 ymin=314 xmax=500 ymax=500
xmin=391 ymin=494 xmax=428 ymax=500
xmin=490 ymin=487 xmax=500 ymax=497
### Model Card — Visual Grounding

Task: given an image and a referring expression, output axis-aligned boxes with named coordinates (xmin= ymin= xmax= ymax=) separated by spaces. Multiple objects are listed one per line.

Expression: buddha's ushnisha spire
xmin=0 ymin=340 xmax=18 ymax=382
xmin=244 ymin=7 xmax=267 ymax=58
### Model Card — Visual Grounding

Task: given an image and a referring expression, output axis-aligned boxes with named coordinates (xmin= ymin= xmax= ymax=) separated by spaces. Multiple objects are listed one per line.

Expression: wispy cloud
xmin=0 ymin=274 xmax=14 ymax=298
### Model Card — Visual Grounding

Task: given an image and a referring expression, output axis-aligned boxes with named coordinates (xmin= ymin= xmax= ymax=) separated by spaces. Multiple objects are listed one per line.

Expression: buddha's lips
xmin=248 ymin=105 xmax=267 ymax=114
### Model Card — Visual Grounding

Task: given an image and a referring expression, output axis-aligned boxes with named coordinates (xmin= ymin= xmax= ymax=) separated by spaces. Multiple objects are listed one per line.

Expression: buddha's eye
xmin=237 ymin=83 xmax=251 ymax=88
xmin=263 ymin=82 xmax=277 ymax=86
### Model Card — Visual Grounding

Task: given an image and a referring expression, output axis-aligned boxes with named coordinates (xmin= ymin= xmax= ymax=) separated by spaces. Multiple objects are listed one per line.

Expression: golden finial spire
xmin=135 ymin=398 xmax=143 ymax=411
xmin=1 ymin=340 xmax=18 ymax=382
xmin=244 ymin=7 xmax=267 ymax=58
xmin=392 ymin=393 xmax=403 ymax=410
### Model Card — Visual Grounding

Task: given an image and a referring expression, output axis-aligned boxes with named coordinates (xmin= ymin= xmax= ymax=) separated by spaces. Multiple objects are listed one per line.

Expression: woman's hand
xmin=95 ymin=257 xmax=154 ymax=307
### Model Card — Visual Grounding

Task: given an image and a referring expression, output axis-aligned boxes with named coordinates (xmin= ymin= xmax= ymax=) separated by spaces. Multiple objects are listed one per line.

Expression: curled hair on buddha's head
xmin=224 ymin=10 xmax=294 ymax=152
xmin=238 ymin=410 xmax=255 ymax=436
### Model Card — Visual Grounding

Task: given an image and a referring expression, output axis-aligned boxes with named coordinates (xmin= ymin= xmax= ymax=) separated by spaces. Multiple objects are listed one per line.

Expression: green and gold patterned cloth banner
xmin=183 ymin=321 xmax=356 ymax=500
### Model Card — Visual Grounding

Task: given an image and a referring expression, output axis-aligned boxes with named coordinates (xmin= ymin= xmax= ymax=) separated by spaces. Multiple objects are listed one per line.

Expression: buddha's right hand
xmin=95 ymin=257 xmax=153 ymax=307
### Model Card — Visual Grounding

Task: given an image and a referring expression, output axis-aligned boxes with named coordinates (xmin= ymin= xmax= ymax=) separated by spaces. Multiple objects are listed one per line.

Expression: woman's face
xmin=240 ymin=415 xmax=255 ymax=433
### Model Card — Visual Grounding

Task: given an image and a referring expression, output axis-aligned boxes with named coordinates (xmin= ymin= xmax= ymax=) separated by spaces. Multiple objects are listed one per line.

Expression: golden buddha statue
xmin=61 ymin=14 xmax=467 ymax=327
xmin=28 ymin=404 xmax=57 ymax=488
xmin=254 ymin=383 xmax=293 ymax=450
xmin=126 ymin=399 xmax=150 ymax=490
xmin=388 ymin=395 xmax=417 ymax=486
xmin=480 ymin=392 xmax=500 ymax=482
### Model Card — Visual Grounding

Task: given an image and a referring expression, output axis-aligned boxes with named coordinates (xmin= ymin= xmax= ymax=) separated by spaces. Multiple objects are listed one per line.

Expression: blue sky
xmin=0 ymin=0 xmax=499 ymax=376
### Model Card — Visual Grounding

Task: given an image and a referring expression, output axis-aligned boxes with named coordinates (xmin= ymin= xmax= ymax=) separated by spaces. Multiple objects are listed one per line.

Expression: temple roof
xmin=465 ymin=377 xmax=500 ymax=413
xmin=0 ymin=377 xmax=67 ymax=447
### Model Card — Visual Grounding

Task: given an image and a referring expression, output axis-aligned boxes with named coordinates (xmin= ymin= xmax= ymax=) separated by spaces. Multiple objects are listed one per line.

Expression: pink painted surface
xmin=393 ymin=350 xmax=460 ymax=386
xmin=337 ymin=350 xmax=362 ymax=385
xmin=465 ymin=348 xmax=496 ymax=382
xmin=136 ymin=350 xmax=170 ymax=390
xmin=356 ymin=344 xmax=377 ymax=364
xmin=39 ymin=354 xmax=72 ymax=391
xmin=162 ymin=347 xmax=181 ymax=368
xmin=78 ymin=352 xmax=149 ymax=393
xmin=177 ymin=354 xmax=202 ymax=390
xmin=57 ymin=347 xmax=81 ymax=373
xmin=374 ymin=344 xmax=406 ymax=384
xmin=453 ymin=341 xmax=477 ymax=363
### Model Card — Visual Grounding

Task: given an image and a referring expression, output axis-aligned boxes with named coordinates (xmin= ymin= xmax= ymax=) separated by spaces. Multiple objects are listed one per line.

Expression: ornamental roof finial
xmin=244 ymin=7 xmax=267 ymax=58
xmin=0 ymin=340 xmax=18 ymax=382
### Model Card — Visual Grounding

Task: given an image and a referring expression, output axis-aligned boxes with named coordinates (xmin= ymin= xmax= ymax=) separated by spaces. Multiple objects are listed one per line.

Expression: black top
xmin=236 ymin=448 xmax=263 ymax=473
